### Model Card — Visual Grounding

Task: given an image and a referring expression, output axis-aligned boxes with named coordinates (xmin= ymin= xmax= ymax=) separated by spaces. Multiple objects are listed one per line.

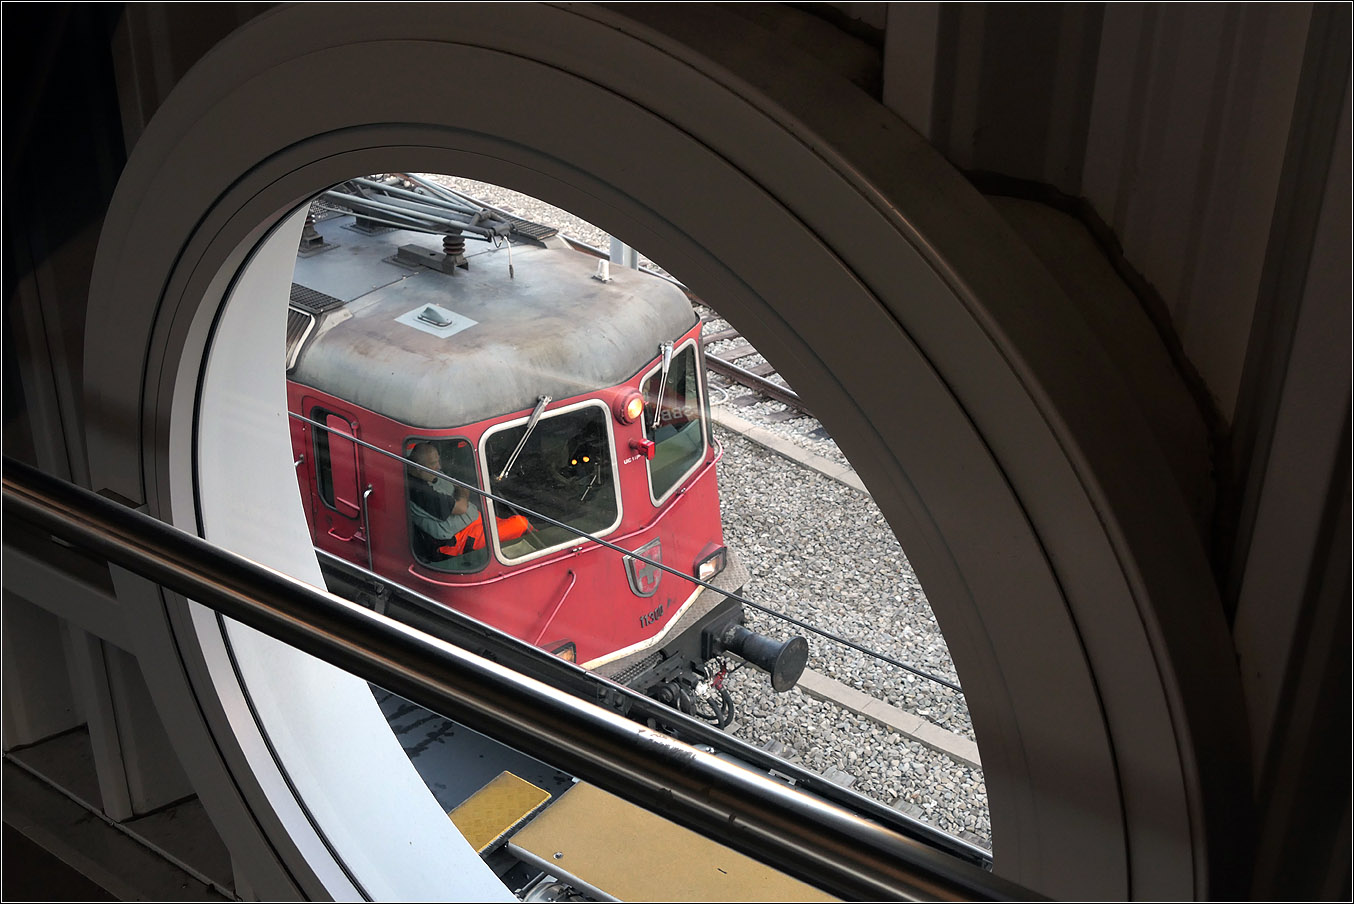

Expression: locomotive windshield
xmin=405 ymin=438 xmax=489 ymax=573
xmin=642 ymin=343 xmax=707 ymax=501
xmin=484 ymin=402 xmax=620 ymax=560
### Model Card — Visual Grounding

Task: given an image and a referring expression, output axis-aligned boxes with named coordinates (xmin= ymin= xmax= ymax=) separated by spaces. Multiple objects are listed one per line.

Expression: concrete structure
xmin=4 ymin=4 xmax=1347 ymax=900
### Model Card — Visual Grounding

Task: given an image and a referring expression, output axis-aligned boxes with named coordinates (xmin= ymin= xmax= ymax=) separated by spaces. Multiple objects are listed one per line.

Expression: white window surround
xmin=639 ymin=338 xmax=710 ymax=507
xmin=80 ymin=5 xmax=1251 ymax=900
xmin=480 ymin=398 xmax=624 ymax=565
xmin=196 ymin=206 xmax=514 ymax=901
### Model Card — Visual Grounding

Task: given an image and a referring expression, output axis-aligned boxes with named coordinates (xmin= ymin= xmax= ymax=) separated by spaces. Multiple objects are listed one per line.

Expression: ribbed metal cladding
xmin=289 ymin=283 xmax=346 ymax=315
xmin=285 ymin=309 xmax=314 ymax=371
xmin=288 ymin=284 xmax=346 ymax=370
xmin=604 ymin=651 xmax=663 ymax=686
xmin=2 ymin=456 xmax=1035 ymax=902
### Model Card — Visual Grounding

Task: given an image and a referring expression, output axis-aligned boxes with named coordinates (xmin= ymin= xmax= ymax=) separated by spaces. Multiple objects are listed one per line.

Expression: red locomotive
xmin=285 ymin=176 xmax=806 ymax=724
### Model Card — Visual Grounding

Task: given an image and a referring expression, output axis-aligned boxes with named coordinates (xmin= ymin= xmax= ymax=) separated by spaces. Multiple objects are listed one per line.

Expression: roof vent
xmin=397 ymin=303 xmax=478 ymax=339
xmin=417 ymin=306 xmax=454 ymax=328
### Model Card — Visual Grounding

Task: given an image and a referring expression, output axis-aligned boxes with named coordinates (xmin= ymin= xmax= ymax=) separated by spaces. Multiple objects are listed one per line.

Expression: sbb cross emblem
xmin=624 ymin=538 xmax=663 ymax=598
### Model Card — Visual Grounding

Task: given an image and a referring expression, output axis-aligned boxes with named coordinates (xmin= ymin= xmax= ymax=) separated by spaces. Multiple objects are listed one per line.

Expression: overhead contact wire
xmin=290 ymin=411 xmax=964 ymax=694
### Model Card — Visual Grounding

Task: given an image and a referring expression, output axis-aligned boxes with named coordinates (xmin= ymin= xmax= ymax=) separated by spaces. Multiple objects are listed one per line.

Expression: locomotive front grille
xmin=603 ymin=651 xmax=663 ymax=687
xmin=288 ymin=285 xmax=347 ymax=373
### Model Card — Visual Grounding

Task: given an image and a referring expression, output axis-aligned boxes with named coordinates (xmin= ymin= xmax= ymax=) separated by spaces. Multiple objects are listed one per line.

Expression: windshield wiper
xmin=651 ymin=342 xmax=673 ymax=430
xmin=498 ymin=396 xmax=552 ymax=480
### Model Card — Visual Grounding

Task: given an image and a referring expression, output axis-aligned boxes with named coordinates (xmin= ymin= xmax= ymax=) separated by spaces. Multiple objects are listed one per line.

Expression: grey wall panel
xmin=1 ymin=596 xmax=80 ymax=748
xmin=1081 ymin=4 xmax=1313 ymax=421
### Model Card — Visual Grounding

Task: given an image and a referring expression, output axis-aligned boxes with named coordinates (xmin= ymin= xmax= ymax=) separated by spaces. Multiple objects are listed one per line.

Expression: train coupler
xmin=702 ymin=615 xmax=809 ymax=693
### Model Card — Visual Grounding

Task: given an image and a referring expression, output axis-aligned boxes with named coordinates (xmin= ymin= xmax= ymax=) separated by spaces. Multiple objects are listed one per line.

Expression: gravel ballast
xmin=714 ymin=427 xmax=990 ymax=848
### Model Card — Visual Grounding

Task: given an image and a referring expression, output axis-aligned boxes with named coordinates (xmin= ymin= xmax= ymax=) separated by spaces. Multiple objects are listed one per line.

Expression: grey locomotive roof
xmin=288 ymin=215 xmax=696 ymax=428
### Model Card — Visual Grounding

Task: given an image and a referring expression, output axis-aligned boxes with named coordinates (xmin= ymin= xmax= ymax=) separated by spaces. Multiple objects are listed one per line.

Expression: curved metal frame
xmin=82 ymin=4 xmax=1249 ymax=899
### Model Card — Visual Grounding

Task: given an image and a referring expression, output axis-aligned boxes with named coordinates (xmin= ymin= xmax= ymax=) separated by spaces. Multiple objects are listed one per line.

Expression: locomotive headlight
xmin=549 ymin=641 xmax=577 ymax=663
xmin=695 ymin=545 xmax=728 ymax=582
xmin=615 ymin=389 xmax=645 ymax=425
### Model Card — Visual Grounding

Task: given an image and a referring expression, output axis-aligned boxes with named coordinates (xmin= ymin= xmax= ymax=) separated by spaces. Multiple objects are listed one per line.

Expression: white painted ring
xmin=84 ymin=5 xmax=1248 ymax=899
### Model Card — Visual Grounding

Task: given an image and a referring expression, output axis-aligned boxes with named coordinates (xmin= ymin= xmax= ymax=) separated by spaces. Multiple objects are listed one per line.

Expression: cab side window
xmin=641 ymin=344 xmax=706 ymax=500
xmin=406 ymin=438 xmax=488 ymax=573
xmin=313 ymin=408 xmax=361 ymax=518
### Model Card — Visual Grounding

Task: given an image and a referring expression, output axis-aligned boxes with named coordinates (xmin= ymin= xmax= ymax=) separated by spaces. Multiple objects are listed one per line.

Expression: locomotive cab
xmin=406 ymin=438 xmax=491 ymax=571
xmin=285 ymin=176 xmax=807 ymax=725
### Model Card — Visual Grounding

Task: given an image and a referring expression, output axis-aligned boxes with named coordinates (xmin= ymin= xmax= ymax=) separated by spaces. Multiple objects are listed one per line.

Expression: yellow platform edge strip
xmin=508 ymin=782 xmax=838 ymax=902
xmin=448 ymin=771 xmax=553 ymax=854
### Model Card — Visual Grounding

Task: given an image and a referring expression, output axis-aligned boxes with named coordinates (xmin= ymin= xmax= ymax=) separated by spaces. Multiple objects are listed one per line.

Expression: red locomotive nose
xmin=630 ymin=438 xmax=656 ymax=460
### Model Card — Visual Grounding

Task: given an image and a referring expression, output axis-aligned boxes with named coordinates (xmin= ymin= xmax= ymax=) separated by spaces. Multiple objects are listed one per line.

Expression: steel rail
xmin=556 ymin=235 xmax=811 ymax=416
xmin=545 ymin=242 xmax=810 ymax=417
xmin=704 ymin=352 xmax=810 ymax=413
xmin=1 ymin=457 xmax=1029 ymax=902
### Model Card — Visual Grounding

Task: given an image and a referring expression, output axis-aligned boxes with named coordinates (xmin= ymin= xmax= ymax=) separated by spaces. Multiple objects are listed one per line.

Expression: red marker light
xmin=631 ymin=438 xmax=656 ymax=460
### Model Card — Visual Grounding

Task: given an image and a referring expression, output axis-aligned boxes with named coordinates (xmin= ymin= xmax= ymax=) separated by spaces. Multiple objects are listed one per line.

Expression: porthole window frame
xmin=81 ymin=5 xmax=1250 ymax=900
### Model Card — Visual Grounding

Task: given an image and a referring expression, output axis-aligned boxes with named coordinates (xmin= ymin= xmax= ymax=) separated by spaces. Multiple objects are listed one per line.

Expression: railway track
xmin=699 ymin=316 xmax=813 ymax=419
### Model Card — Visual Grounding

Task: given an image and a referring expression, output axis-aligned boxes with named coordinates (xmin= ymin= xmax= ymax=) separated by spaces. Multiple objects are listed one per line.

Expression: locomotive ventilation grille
xmin=290 ymin=283 xmax=347 ymax=316
xmin=287 ymin=284 xmax=347 ymax=371
xmin=502 ymin=216 xmax=558 ymax=244
xmin=605 ymin=651 xmax=664 ymax=687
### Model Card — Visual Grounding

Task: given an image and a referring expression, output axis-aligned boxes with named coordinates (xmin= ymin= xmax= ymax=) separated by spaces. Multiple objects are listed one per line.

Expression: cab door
xmin=307 ymin=403 xmax=370 ymax=565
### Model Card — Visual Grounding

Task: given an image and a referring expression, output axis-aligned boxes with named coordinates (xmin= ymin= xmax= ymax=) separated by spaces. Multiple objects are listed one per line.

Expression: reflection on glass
xmin=642 ymin=343 xmax=706 ymax=500
xmin=277 ymin=173 xmax=989 ymax=885
xmin=405 ymin=437 xmax=489 ymax=572
xmin=485 ymin=404 xmax=618 ymax=559
xmin=284 ymin=174 xmax=764 ymax=690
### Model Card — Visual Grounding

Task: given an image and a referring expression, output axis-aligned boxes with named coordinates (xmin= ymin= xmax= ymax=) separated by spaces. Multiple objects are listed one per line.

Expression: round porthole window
xmin=85 ymin=5 xmax=1247 ymax=899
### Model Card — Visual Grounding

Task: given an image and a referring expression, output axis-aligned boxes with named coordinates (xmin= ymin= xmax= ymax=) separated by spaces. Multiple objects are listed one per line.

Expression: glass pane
xmin=312 ymin=409 xmax=335 ymax=507
xmin=405 ymin=438 xmax=488 ymax=573
xmin=642 ymin=344 xmax=706 ymax=499
xmin=326 ymin=413 xmax=362 ymax=516
xmin=484 ymin=405 xmax=618 ymax=559
xmin=272 ymin=173 xmax=992 ymax=889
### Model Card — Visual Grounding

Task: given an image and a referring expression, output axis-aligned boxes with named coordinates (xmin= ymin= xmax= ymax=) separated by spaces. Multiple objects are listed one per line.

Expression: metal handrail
xmin=1 ymin=457 xmax=1032 ymax=902
xmin=321 ymin=547 xmax=994 ymax=869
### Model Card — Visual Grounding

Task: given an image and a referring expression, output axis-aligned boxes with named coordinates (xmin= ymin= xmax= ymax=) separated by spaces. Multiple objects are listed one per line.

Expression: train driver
xmin=407 ymin=442 xmax=480 ymax=560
